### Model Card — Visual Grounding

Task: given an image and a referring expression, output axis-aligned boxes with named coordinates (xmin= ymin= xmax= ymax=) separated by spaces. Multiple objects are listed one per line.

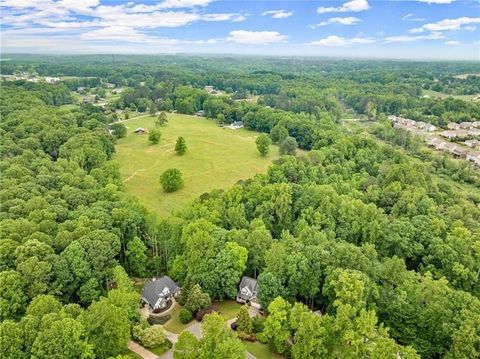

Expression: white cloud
xmin=310 ymin=35 xmax=375 ymax=46
xmin=316 ymin=17 xmax=362 ymax=26
xmin=227 ymin=30 xmax=287 ymax=44
xmin=412 ymin=17 xmax=480 ymax=32
xmin=384 ymin=32 xmax=445 ymax=43
xmin=417 ymin=0 xmax=456 ymax=4
xmin=402 ymin=14 xmax=425 ymax=22
xmin=317 ymin=0 xmax=370 ymax=14
xmin=203 ymin=13 xmax=246 ymax=22
xmin=445 ymin=40 xmax=459 ymax=45
xmin=262 ymin=9 xmax=294 ymax=19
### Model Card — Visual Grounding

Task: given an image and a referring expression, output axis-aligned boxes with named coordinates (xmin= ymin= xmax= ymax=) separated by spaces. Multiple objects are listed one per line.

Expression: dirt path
xmin=128 ymin=340 xmax=159 ymax=359
xmin=123 ymin=169 xmax=146 ymax=183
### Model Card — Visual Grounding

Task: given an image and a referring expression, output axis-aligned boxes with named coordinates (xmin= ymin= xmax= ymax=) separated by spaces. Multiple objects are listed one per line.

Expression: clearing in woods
xmin=114 ymin=113 xmax=281 ymax=216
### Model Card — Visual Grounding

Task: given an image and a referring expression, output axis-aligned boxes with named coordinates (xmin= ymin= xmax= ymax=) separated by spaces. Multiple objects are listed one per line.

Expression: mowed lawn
xmin=114 ymin=114 xmax=280 ymax=216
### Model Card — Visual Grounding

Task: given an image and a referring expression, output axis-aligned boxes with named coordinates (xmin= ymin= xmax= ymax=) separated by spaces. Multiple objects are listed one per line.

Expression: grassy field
xmin=114 ymin=113 xmax=281 ymax=216
xmin=422 ymin=89 xmax=478 ymax=101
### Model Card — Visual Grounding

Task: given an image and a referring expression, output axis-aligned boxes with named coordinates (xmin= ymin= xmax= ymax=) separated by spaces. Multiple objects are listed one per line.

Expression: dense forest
xmin=1 ymin=56 xmax=479 ymax=359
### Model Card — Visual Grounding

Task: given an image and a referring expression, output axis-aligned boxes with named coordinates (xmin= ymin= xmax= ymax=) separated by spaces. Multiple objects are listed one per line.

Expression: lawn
xmin=164 ymin=299 xmax=242 ymax=334
xmin=422 ymin=89 xmax=477 ymax=101
xmin=244 ymin=341 xmax=285 ymax=359
xmin=214 ymin=300 xmax=242 ymax=320
xmin=149 ymin=342 xmax=172 ymax=356
xmin=163 ymin=303 xmax=192 ymax=334
xmin=114 ymin=113 xmax=281 ymax=216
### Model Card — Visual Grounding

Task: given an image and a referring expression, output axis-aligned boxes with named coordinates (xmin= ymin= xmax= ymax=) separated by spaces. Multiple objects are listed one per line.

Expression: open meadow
xmin=114 ymin=113 xmax=280 ymax=216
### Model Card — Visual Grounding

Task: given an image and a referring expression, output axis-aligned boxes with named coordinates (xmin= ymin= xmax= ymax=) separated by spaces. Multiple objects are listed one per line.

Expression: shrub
xmin=159 ymin=168 xmax=183 ymax=192
xmin=237 ymin=331 xmax=256 ymax=342
xmin=236 ymin=305 xmax=252 ymax=334
xmin=148 ymin=129 xmax=161 ymax=144
xmin=132 ymin=321 xmax=167 ymax=349
xmin=252 ymin=315 xmax=265 ymax=334
xmin=179 ymin=308 xmax=193 ymax=324
xmin=147 ymin=314 xmax=171 ymax=325
xmin=175 ymin=136 xmax=187 ymax=155
xmin=195 ymin=307 xmax=217 ymax=322
xmin=256 ymin=332 xmax=268 ymax=344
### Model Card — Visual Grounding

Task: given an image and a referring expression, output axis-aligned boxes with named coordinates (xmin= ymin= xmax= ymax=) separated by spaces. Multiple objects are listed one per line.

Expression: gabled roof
xmin=238 ymin=276 xmax=258 ymax=300
xmin=142 ymin=276 xmax=179 ymax=307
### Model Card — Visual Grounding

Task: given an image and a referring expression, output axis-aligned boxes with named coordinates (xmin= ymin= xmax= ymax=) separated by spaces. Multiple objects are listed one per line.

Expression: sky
xmin=1 ymin=0 xmax=479 ymax=60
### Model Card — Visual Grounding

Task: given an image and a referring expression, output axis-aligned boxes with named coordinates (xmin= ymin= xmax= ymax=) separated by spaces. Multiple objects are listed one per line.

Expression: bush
xmin=256 ymin=332 xmax=268 ymax=344
xmin=179 ymin=308 xmax=193 ymax=324
xmin=195 ymin=307 xmax=217 ymax=322
xmin=132 ymin=321 xmax=168 ymax=348
xmin=252 ymin=315 xmax=265 ymax=334
xmin=147 ymin=314 xmax=171 ymax=325
xmin=148 ymin=129 xmax=161 ymax=144
xmin=159 ymin=168 xmax=183 ymax=192
xmin=237 ymin=331 xmax=256 ymax=342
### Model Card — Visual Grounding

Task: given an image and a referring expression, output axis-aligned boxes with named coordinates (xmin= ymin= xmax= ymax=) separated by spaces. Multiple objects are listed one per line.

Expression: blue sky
xmin=1 ymin=0 xmax=479 ymax=60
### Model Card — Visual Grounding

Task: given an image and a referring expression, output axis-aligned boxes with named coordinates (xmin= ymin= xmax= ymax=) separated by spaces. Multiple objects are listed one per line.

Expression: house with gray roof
xmin=236 ymin=276 xmax=258 ymax=305
xmin=141 ymin=276 xmax=180 ymax=311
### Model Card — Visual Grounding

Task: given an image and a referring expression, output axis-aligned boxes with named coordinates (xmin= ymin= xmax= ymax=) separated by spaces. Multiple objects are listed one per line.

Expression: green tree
xmin=0 ymin=270 xmax=26 ymax=320
xmin=255 ymin=134 xmax=271 ymax=156
xmin=0 ymin=320 xmax=27 ymax=359
xmin=175 ymin=136 xmax=187 ymax=155
xmin=270 ymin=124 xmax=289 ymax=144
xmin=279 ymin=136 xmax=298 ymax=156
xmin=174 ymin=331 xmax=199 ymax=359
xmin=155 ymin=111 xmax=168 ymax=127
xmin=125 ymin=237 xmax=147 ymax=277
xmin=199 ymin=313 xmax=244 ymax=359
xmin=132 ymin=321 xmax=167 ymax=349
xmin=236 ymin=305 xmax=252 ymax=334
xmin=110 ymin=123 xmax=127 ymax=139
xmin=148 ymin=129 xmax=161 ymax=144
xmin=263 ymin=296 xmax=292 ymax=353
xmin=292 ymin=311 xmax=328 ymax=359
xmin=257 ymin=272 xmax=284 ymax=310
xmin=31 ymin=318 xmax=94 ymax=359
xmin=160 ymin=168 xmax=183 ymax=192
xmin=185 ymin=284 xmax=211 ymax=313
xmin=81 ymin=299 xmax=130 ymax=359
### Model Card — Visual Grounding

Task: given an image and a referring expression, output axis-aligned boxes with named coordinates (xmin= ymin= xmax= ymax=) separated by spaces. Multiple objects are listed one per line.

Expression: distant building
xmin=416 ymin=121 xmax=436 ymax=132
xmin=141 ymin=276 xmax=180 ymax=311
xmin=134 ymin=127 xmax=147 ymax=134
xmin=459 ymin=122 xmax=474 ymax=129
xmin=45 ymin=76 xmax=60 ymax=84
xmin=229 ymin=121 xmax=244 ymax=130
xmin=112 ymin=88 xmax=124 ymax=94
xmin=82 ymin=96 xmax=95 ymax=104
xmin=447 ymin=122 xmax=460 ymax=130
xmin=204 ymin=85 xmax=215 ymax=93
xmin=465 ymin=140 xmax=480 ymax=149
xmin=77 ymin=86 xmax=87 ymax=92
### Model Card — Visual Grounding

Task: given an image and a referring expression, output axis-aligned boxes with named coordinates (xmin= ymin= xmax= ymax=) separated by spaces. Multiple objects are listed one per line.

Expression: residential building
xmin=236 ymin=276 xmax=259 ymax=307
xmin=141 ymin=276 xmax=181 ymax=311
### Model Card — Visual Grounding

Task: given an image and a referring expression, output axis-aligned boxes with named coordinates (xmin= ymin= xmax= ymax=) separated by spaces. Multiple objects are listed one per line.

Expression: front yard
xmin=164 ymin=300 xmax=242 ymax=334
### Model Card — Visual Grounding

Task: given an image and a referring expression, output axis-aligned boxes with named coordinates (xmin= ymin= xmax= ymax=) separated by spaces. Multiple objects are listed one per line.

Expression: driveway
xmin=128 ymin=340 xmax=159 ymax=359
